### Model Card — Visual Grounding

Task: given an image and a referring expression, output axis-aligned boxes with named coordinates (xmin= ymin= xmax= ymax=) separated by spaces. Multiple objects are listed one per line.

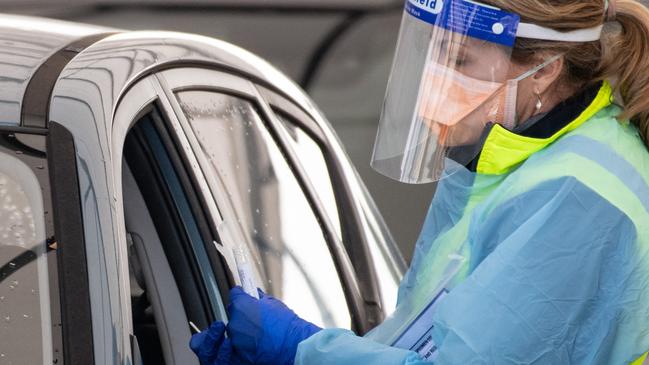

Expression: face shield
xmin=371 ymin=0 xmax=604 ymax=184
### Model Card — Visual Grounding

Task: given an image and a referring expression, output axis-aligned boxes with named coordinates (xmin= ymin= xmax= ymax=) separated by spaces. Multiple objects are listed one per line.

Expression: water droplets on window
xmin=177 ymin=91 xmax=351 ymax=329
xmin=0 ymin=156 xmax=52 ymax=364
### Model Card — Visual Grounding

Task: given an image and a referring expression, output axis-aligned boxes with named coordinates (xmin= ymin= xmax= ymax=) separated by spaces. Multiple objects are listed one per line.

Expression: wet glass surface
xmin=274 ymin=113 xmax=342 ymax=241
xmin=0 ymin=166 xmax=49 ymax=364
xmin=177 ymin=90 xmax=350 ymax=328
xmin=274 ymin=112 xmax=402 ymax=315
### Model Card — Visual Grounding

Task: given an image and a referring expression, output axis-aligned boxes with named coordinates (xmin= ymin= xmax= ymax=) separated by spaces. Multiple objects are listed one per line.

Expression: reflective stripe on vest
xmin=550 ymin=135 xmax=649 ymax=214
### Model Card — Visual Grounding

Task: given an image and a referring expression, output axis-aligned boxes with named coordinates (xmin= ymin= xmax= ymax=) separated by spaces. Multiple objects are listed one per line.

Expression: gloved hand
xmin=226 ymin=286 xmax=322 ymax=365
xmin=190 ymin=321 xmax=238 ymax=365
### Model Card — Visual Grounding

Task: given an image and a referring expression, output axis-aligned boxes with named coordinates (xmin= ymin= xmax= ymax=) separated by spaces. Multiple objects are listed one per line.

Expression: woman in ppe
xmin=190 ymin=0 xmax=649 ymax=364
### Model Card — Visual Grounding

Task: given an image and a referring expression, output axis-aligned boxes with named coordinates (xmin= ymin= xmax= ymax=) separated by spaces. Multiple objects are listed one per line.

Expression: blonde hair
xmin=485 ymin=0 xmax=649 ymax=148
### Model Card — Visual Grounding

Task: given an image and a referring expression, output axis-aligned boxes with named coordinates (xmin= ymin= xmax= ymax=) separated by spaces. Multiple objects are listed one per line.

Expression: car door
xmin=111 ymin=69 xmax=364 ymax=364
xmin=153 ymin=67 xmax=370 ymax=332
xmin=110 ymin=64 xmax=399 ymax=363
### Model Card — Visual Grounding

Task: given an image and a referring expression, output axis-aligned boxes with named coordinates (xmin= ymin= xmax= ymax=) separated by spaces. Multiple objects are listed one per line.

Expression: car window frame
xmin=155 ymin=66 xmax=372 ymax=334
xmin=123 ymin=105 xmax=225 ymax=365
xmin=112 ymin=76 xmax=233 ymax=364
xmin=127 ymin=104 xmax=231 ymax=320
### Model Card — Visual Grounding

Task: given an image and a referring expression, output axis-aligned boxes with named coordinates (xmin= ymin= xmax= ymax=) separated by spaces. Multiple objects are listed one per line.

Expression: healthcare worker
xmin=191 ymin=0 xmax=649 ymax=363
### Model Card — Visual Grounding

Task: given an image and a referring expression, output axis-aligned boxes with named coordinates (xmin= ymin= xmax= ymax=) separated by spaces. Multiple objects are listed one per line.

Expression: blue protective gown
xmin=295 ymin=83 xmax=649 ymax=364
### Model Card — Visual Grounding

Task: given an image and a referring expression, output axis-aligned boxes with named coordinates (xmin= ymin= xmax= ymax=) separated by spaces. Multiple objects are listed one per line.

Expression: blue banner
xmin=405 ymin=0 xmax=520 ymax=47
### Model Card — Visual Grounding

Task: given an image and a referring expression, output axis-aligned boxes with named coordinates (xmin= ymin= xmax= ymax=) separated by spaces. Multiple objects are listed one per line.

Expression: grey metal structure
xmin=0 ymin=14 xmax=405 ymax=365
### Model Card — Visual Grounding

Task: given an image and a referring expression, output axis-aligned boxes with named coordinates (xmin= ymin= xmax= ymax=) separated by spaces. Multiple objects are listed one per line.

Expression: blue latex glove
xmin=227 ymin=286 xmax=322 ymax=365
xmin=190 ymin=321 xmax=239 ymax=365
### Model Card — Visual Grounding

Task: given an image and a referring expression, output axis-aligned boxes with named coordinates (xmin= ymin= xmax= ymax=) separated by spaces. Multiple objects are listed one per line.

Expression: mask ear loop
xmin=501 ymin=54 xmax=564 ymax=129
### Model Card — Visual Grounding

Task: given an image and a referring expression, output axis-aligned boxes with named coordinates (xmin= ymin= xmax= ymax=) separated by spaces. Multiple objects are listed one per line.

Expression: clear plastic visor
xmin=372 ymin=0 xmax=519 ymax=184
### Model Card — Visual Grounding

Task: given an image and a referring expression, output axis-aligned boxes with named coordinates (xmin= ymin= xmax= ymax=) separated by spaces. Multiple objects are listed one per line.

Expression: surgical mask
xmin=419 ymin=54 xmax=564 ymax=138
xmin=418 ymin=63 xmax=503 ymax=128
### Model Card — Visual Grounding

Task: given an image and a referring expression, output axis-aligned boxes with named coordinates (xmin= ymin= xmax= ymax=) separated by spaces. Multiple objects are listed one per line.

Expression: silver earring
xmin=535 ymin=91 xmax=543 ymax=111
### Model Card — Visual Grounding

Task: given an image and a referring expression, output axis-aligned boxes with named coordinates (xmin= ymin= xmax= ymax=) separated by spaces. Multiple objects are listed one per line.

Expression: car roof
xmin=0 ymin=14 xmax=323 ymax=131
xmin=49 ymin=28 xmax=324 ymax=126
xmin=0 ymin=14 xmax=116 ymax=126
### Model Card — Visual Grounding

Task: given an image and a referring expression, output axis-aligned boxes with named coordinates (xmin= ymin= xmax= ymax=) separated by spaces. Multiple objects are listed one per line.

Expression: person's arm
xmin=295 ymin=329 xmax=428 ymax=365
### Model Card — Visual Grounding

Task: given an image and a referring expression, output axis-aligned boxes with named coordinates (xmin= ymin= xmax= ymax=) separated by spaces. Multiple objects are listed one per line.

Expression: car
xmin=0 ymin=0 xmax=434 ymax=264
xmin=0 ymin=14 xmax=405 ymax=365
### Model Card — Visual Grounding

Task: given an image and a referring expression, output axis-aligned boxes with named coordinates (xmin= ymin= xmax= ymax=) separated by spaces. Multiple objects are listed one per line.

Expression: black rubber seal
xmin=21 ymin=32 xmax=116 ymax=129
xmin=47 ymin=122 xmax=94 ymax=364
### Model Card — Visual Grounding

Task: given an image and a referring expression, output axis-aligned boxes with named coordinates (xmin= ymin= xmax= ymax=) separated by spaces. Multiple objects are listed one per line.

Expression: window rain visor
xmin=371 ymin=0 xmax=520 ymax=183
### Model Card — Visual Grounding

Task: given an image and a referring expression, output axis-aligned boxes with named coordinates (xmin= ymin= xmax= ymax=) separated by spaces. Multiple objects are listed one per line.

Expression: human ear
xmin=531 ymin=55 xmax=564 ymax=95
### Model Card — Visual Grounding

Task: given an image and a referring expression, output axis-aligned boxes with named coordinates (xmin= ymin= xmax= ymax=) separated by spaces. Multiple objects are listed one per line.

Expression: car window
xmin=176 ymin=90 xmax=350 ymax=329
xmin=273 ymin=112 xmax=342 ymax=241
xmin=273 ymin=108 xmax=401 ymax=317
xmin=0 ymin=152 xmax=53 ymax=364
